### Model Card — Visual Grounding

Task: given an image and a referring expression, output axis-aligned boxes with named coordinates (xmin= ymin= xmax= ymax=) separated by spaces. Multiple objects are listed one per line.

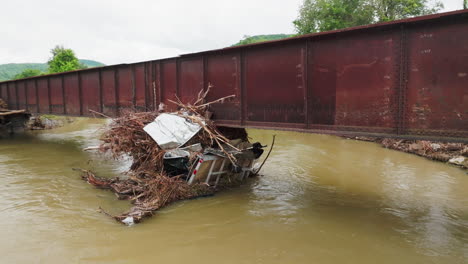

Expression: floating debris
xmin=78 ymin=86 xmax=270 ymax=225
xmin=27 ymin=115 xmax=74 ymax=130
xmin=76 ymin=168 xmax=214 ymax=224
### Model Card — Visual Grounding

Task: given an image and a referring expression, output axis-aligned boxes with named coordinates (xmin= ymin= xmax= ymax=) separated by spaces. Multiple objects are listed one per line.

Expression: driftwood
xmin=75 ymin=168 xmax=214 ymax=224
xmin=0 ymin=109 xmax=26 ymax=116
xmin=253 ymin=135 xmax=276 ymax=175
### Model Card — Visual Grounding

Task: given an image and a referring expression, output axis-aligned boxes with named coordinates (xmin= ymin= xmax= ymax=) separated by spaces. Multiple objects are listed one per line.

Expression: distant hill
xmin=78 ymin=59 xmax=105 ymax=68
xmin=0 ymin=59 xmax=105 ymax=81
xmin=232 ymin=34 xmax=294 ymax=46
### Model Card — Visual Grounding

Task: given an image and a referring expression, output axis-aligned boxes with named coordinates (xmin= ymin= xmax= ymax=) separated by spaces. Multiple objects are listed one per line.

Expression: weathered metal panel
xmin=206 ymin=53 xmax=241 ymax=122
xmin=149 ymin=62 xmax=159 ymax=110
xmin=116 ymin=66 xmax=133 ymax=109
xmin=161 ymin=60 xmax=177 ymax=111
xmin=63 ymin=74 xmax=80 ymax=115
xmin=134 ymin=63 xmax=146 ymax=110
xmin=7 ymin=82 xmax=17 ymax=109
xmin=80 ymin=71 xmax=101 ymax=116
xmin=49 ymin=76 xmax=64 ymax=114
xmin=0 ymin=83 xmax=8 ymax=104
xmin=179 ymin=58 xmax=204 ymax=104
xmin=405 ymin=20 xmax=468 ymax=137
xmin=25 ymin=80 xmax=37 ymax=111
xmin=332 ymin=29 xmax=399 ymax=132
xmin=16 ymin=81 xmax=26 ymax=110
xmin=146 ymin=62 xmax=156 ymax=111
xmin=37 ymin=79 xmax=49 ymax=113
xmin=244 ymin=44 xmax=305 ymax=124
xmin=308 ymin=39 xmax=337 ymax=126
xmin=101 ymin=68 xmax=117 ymax=117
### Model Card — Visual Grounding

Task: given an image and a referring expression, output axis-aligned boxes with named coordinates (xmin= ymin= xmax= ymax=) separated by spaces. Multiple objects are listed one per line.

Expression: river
xmin=0 ymin=118 xmax=467 ymax=264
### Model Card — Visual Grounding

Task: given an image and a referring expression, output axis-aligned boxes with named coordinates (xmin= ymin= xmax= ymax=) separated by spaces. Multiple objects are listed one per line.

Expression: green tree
xmin=464 ymin=0 xmax=467 ymax=9
xmin=47 ymin=45 xmax=87 ymax=73
xmin=294 ymin=0 xmax=374 ymax=34
xmin=373 ymin=0 xmax=443 ymax=22
xmin=13 ymin=69 xmax=43 ymax=79
xmin=294 ymin=0 xmax=443 ymax=34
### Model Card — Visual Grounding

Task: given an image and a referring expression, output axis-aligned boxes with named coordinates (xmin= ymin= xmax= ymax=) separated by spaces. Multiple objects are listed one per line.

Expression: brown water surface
xmin=0 ymin=119 xmax=467 ymax=264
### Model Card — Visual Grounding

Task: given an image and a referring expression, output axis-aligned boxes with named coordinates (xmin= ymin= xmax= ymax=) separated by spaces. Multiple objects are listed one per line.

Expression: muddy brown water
xmin=0 ymin=118 xmax=467 ymax=264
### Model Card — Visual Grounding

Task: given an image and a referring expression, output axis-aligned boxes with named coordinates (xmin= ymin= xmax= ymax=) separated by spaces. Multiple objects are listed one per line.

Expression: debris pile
xmin=77 ymin=169 xmax=214 ymax=225
xmin=80 ymin=86 xmax=268 ymax=225
xmin=380 ymin=139 xmax=467 ymax=169
xmin=348 ymin=137 xmax=468 ymax=169
xmin=27 ymin=115 xmax=75 ymax=130
xmin=0 ymin=98 xmax=31 ymax=135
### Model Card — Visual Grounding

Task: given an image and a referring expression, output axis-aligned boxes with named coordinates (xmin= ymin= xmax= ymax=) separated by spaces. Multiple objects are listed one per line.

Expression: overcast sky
xmin=0 ymin=0 xmax=464 ymax=65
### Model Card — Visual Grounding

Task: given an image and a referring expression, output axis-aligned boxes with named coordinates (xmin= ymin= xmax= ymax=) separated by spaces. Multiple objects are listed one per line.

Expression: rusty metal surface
xmin=64 ymin=73 xmax=80 ymax=115
xmin=308 ymin=39 xmax=336 ymax=126
xmin=0 ymin=84 xmax=6 ymax=103
xmin=100 ymin=68 xmax=116 ymax=116
xmin=16 ymin=81 xmax=26 ymax=110
xmin=245 ymin=43 xmax=306 ymax=125
xmin=0 ymin=10 xmax=467 ymax=141
xmin=160 ymin=60 xmax=177 ymax=111
xmin=7 ymin=82 xmax=17 ymax=109
xmin=179 ymin=58 xmax=204 ymax=104
xmin=206 ymin=52 xmax=241 ymax=122
xmin=134 ymin=63 xmax=146 ymax=110
xmin=333 ymin=29 xmax=399 ymax=131
xmin=25 ymin=80 xmax=36 ymax=111
xmin=405 ymin=20 xmax=468 ymax=138
xmin=146 ymin=62 xmax=156 ymax=111
xmin=116 ymin=66 xmax=133 ymax=110
xmin=36 ymin=79 xmax=49 ymax=113
xmin=49 ymin=76 xmax=63 ymax=114
xmin=80 ymin=71 xmax=100 ymax=116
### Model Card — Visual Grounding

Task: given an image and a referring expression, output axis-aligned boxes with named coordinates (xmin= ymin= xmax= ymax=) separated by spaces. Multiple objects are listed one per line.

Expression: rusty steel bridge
xmin=1 ymin=10 xmax=467 ymax=142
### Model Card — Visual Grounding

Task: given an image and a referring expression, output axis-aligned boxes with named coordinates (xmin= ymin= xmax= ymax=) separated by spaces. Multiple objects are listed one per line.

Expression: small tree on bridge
xmin=47 ymin=45 xmax=87 ymax=74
